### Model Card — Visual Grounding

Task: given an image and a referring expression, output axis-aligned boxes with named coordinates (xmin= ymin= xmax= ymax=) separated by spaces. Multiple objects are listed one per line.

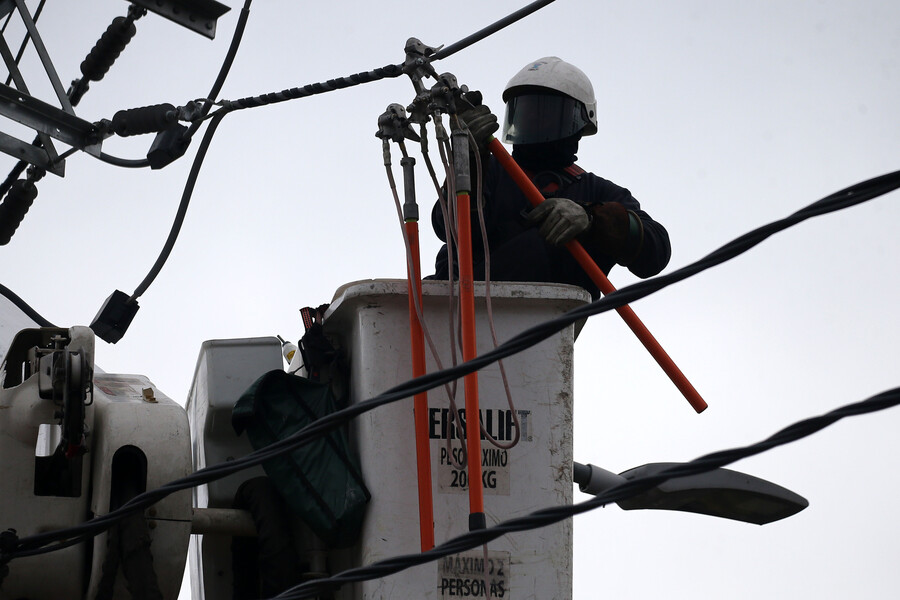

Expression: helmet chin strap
xmin=512 ymin=133 xmax=582 ymax=170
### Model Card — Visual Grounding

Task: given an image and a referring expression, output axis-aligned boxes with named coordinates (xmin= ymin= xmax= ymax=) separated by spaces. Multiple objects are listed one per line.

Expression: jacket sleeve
xmin=624 ymin=207 xmax=671 ymax=278
xmin=580 ymin=178 xmax=671 ymax=278
xmin=431 ymin=192 xmax=449 ymax=243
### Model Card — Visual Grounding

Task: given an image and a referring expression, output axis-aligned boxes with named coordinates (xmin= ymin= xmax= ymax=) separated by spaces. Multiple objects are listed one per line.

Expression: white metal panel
xmin=84 ymin=373 xmax=193 ymax=600
xmin=0 ymin=366 xmax=93 ymax=599
xmin=185 ymin=336 xmax=282 ymax=600
xmin=0 ymin=326 xmax=95 ymax=600
xmin=324 ymin=279 xmax=589 ymax=600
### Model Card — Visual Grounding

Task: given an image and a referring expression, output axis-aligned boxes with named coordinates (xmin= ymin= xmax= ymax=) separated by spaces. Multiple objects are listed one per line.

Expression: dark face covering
xmin=511 ymin=133 xmax=582 ymax=171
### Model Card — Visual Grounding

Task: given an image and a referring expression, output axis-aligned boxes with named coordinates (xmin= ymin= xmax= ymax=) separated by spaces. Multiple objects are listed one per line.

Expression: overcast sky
xmin=1 ymin=1 xmax=899 ymax=598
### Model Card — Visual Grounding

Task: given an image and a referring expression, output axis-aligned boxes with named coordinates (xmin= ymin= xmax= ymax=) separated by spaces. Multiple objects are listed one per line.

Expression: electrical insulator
xmin=80 ymin=16 xmax=137 ymax=82
xmin=111 ymin=104 xmax=177 ymax=137
xmin=0 ymin=180 xmax=38 ymax=245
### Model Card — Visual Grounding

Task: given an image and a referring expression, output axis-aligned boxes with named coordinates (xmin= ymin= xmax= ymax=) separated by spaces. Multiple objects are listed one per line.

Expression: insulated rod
xmin=456 ymin=190 xmax=486 ymax=525
xmin=453 ymin=128 xmax=487 ymax=529
xmin=487 ymin=137 xmax=708 ymax=414
xmin=401 ymin=155 xmax=435 ymax=550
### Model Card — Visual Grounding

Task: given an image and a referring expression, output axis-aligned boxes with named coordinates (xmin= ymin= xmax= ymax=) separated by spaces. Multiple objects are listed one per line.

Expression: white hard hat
xmin=501 ymin=57 xmax=598 ymax=142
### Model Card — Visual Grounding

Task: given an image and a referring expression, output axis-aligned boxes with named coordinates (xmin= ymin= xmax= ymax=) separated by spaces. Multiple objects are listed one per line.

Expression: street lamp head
xmin=575 ymin=461 xmax=809 ymax=526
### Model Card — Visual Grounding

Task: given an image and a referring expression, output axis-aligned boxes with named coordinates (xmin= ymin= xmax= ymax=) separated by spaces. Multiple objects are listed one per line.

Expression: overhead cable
xmin=97 ymin=0 xmax=252 ymax=169
xmin=212 ymin=0 xmax=557 ymax=116
xmin=185 ymin=0 xmax=252 ymax=138
xmin=98 ymin=0 xmax=547 ymax=331
xmin=431 ymin=0 xmax=555 ymax=61
xmin=273 ymin=386 xmax=900 ymax=599
xmin=0 ymin=281 xmax=55 ymax=327
xmin=103 ymin=0 xmax=252 ymax=311
xmin=127 ymin=111 xmax=226 ymax=302
xmin=4 ymin=166 xmax=898 ymax=562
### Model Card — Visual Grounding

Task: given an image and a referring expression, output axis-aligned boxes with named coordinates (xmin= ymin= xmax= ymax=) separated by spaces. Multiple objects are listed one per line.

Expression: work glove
xmin=585 ymin=202 xmax=634 ymax=259
xmin=458 ymin=104 xmax=499 ymax=151
xmin=526 ymin=197 xmax=590 ymax=245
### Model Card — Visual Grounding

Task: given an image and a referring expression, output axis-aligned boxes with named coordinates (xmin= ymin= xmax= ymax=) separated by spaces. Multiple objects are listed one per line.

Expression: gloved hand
xmin=526 ymin=197 xmax=590 ymax=245
xmin=458 ymin=104 xmax=499 ymax=151
xmin=585 ymin=202 xmax=632 ymax=258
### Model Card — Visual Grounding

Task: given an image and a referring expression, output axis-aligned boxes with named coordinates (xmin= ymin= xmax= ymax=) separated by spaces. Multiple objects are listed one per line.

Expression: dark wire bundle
xmin=2 ymin=167 xmax=898 ymax=573
xmin=274 ymin=386 xmax=900 ymax=599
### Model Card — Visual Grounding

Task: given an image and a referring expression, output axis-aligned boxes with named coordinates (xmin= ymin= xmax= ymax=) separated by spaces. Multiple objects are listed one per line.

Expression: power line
xmin=3 ymin=166 xmax=898 ymax=563
xmin=0 ymin=281 xmax=54 ymax=327
xmin=125 ymin=0 xmax=252 ymax=303
xmin=211 ymin=0 xmax=556 ymax=116
xmin=274 ymin=386 xmax=900 ymax=599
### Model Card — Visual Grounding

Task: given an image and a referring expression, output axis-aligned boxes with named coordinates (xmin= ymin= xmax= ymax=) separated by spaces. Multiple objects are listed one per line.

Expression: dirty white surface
xmin=324 ymin=280 xmax=587 ymax=599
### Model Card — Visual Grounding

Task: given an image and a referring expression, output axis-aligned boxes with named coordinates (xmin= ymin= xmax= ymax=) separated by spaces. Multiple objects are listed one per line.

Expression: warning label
xmin=436 ymin=443 xmax=510 ymax=495
xmin=93 ymin=376 xmax=147 ymax=401
xmin=438 ymin=550 xmax=510 ymax=598
xmin=431 ymin=407 xmax=534 ymax=496
xmin=428 ymin=408 xmax=532 ymax=442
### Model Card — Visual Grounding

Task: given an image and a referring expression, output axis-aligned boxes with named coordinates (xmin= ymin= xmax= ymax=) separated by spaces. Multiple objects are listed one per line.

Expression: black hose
xmin=0 ymin=281 xmax=55 ymax=327
xmin=186 ymin=0 xmax=253 ymax=138
xmin=215 ymin=0 xmax=556 ymax=115
xmin=432 ymin=0 xmax=556 ymax=60
xmin=128 ymin=111 xmax=226 ymax=302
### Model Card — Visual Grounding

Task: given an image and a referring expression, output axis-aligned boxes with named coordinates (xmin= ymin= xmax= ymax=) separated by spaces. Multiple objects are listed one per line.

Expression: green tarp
xmin=232 ymin=370 xmax=370 ymax=548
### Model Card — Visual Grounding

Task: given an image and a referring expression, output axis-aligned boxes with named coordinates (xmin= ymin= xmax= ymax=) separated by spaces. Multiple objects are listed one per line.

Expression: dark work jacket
xmin=429 ymin=156 xmax=671 ymax=300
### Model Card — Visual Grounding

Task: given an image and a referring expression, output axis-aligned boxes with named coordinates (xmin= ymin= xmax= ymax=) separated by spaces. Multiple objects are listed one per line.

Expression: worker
xmin=430 ymin=57 xmax=671 ymax=299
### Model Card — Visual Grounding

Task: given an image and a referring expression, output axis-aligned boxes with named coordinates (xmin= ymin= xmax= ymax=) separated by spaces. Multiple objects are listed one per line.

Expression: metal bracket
xmin=0 ymin=1 xmax=105 ymax=174
xmin=0 ymin=129 xmax=61 ymax=176
xmin=375 ymin=103 xmax=419 ymax=144
xmin=402 ymin=37 xmax=443 ymax=127
xmin=429 ymin=72 xmax=467 ymax=118
xmin=130 ymin=0 xmax=231 ymax=39
xmin=10 ymin=0 xmax=74 ymax=114
xmin=0 ymin=84 xmax=101 ymax=155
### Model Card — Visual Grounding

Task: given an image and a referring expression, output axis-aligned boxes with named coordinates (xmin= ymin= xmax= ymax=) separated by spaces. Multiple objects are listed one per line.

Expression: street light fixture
xmin=574 ymin=461 xmax=809 ymax=525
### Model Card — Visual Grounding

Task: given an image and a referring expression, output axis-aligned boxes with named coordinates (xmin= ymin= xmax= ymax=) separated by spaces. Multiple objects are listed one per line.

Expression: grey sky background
xmin=1 ymin=1 xmax=899 ymax=598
